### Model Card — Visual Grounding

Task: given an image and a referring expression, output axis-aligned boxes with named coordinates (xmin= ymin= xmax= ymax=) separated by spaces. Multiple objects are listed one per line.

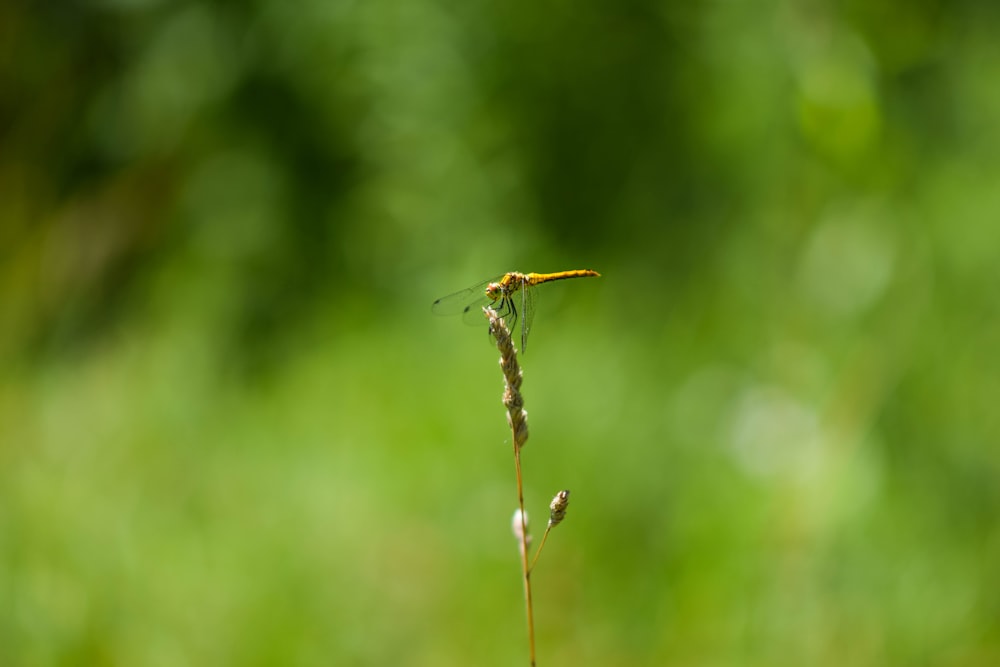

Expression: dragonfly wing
xmin=460 ymin=297 xmax=495 ymax=326
xmin=431 ymin=279 xmax=493 ymax=315
xmin=520 ymin=280 xmax=536 ymax=352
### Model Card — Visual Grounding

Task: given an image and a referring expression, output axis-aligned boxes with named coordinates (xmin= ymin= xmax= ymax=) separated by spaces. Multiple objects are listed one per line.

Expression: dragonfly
xmin=432 ymin=269 xmax=600 ymax=352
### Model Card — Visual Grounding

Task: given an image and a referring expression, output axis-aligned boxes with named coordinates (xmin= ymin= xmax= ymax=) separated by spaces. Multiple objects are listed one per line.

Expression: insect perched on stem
xmin=432 ymin=270 xmax=600 ymax=351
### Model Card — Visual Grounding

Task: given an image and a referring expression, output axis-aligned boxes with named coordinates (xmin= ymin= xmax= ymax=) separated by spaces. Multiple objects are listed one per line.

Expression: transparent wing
xmin=432 ymin=276 xmax=504 ymax=326
xmin=520 ymin=281 xmax=536 ymax=352
xmin=431 ymin=279 xmax=491 ymax=315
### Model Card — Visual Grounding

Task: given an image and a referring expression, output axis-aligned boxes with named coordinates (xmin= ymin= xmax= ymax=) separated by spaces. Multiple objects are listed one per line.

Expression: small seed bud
xmin=548 ymin=490 xmax=570 ymax=527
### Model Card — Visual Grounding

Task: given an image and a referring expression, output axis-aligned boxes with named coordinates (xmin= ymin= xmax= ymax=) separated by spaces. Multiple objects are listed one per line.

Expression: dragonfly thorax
xmin=486 ymin=272 xmax=526 ymax=301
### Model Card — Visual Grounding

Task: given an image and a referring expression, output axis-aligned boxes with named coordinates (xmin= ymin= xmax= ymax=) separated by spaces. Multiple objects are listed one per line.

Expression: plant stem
xmin=528 ymin=524 xmax=553 ymax=574
xmin=485 ymin=306 xmax=536 ymax=665
xmin=514 ymin=441 xmax=536 ymax=666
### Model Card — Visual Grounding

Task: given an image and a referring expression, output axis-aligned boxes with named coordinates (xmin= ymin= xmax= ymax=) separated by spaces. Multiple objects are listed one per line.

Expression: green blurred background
xmin=3 ymin=0 xmax=999 ymax=664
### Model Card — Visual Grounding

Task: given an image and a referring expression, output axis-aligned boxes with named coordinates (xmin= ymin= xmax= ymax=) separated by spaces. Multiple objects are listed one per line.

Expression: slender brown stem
xmin=528 ymin=524 xmax=553 ymax=574
xmin=484 ymin=307 xmax=535 ymax=666
xmin=514 ymin=442 xmax=536 ymax=666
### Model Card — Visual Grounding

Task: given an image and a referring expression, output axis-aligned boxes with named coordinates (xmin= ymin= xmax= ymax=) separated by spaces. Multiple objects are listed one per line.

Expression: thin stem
xmin=514 ymin=442 xmax=536 ymax=666
xmin=484 ymin=307 xmax=535 ymax=666
xmin=528 ymin=524 xmax=553 ymax=574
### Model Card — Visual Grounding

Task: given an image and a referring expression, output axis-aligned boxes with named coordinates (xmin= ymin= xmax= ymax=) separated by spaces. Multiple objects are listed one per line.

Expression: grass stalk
xmin=484 ymin=307 xmax=535 ymax=666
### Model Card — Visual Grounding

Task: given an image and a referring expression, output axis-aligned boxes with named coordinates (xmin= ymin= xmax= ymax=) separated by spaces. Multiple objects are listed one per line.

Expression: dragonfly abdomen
xmin=524 ymin=269 xmax=601 ymax=286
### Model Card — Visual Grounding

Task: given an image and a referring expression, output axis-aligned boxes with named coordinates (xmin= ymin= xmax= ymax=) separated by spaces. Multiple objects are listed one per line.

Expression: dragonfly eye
xmin=485 ymin=283 xmax=502 ymax=300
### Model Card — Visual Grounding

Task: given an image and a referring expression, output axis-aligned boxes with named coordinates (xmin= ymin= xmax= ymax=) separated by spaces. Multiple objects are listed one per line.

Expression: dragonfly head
xmin=485 ymin=282 xmax=503 ymax=302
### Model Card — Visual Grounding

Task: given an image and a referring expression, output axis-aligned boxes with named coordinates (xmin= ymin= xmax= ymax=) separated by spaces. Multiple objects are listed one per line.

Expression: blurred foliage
xmin=2 ymin=0 xmax=1000 ymax=664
